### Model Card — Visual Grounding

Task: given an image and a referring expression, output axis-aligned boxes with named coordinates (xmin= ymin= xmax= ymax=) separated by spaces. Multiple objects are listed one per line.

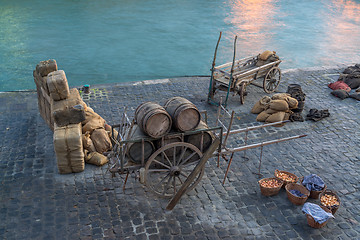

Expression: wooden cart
xmin=208 ymin=32 xmax=282 ymax=107
xmin=108 ymin=109 xmax=222 ymax=210
xmin=108 ymin=106 xmax=306 ymax=210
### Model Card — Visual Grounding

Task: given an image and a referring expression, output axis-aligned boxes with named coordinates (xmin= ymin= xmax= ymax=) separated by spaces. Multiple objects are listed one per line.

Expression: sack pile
xmin=251 ymin=93 xmax=298 ymax=126
xmin=34 ymin=60 xmax=113 ymax=174
xmin=329 ymin=64 xmax=360 ymax=101
xmin=256 ymin=50 xmax=280 ymax=67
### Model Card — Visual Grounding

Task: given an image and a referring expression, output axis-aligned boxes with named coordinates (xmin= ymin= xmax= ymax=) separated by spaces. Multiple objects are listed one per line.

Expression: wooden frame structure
xmin=208 ymin=32 xmax=282 ymax=107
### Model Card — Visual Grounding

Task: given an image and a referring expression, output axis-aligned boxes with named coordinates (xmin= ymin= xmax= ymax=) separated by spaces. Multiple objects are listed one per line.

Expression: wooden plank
xmin=214 ymin=76 xmax=230 ymax=85
xmin=166 ymin=138 xmax=220 ymax=210
xmin=215 ymin=56 xmax=256 ymax=69
xmin=233 ymin=60 xmax=281 ymax=79
xmin=220 ymin=134 xmax=306 ymax=154
xmin=222 ymin=120 xmax=290 ymax=136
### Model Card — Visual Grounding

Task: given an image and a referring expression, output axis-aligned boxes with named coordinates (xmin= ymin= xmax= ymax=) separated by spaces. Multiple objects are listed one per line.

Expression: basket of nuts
xmin=258 ymin=177 xmax=283 ymax=196
xmin=320 ymin=190 xmax=340 ymax=214
xmin=274 ymin=169 xmax=298 ymax=188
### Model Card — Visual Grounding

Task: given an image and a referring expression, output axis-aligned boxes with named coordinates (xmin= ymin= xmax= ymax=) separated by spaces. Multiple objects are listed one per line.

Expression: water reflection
xmin=224 ymin=0 xmax=282 ymax=58
xmin=320 ymin=0 xmax=360 ymax=65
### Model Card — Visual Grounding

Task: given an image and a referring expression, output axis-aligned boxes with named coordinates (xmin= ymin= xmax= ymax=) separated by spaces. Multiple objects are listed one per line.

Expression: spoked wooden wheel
xmin=239 ymin=83 xmax=247 ymax=104
xmin=144 ymin=142 xmax=204 ymax=198
xmin=263 ymin=67 xmax=281 ymax=93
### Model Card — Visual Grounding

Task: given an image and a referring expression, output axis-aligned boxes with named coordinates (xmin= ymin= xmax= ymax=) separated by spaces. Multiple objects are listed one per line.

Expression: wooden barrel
xmin=164 ymin=97 xmax=200 ymax=132
xmin=155 ymin=134 xmax=182 ymax=158
xmin=185 ymin=121 xmax=214 ymax=153
xmin=135 ymin=102 xmax=172 ymax=138
xmin=126 ymin=125 xmax=155 ymax=164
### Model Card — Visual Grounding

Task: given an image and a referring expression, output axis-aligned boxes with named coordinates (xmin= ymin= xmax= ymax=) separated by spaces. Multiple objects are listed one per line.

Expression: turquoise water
xmin=1 ymin=0 xmax=360 ymax=91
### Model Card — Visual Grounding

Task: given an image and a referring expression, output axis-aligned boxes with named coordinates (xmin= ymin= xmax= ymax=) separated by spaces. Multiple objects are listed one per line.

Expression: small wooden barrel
xmin=155 ymin=134 xmax=182 ymax=158
xmin=164 ymin=97 xmax=200 ymax=132
xmin=126 ymin=125 xmax=155 ymax=164
xmin=135 ymin=102 xmax=172 ymax=138
xmin=185 ymin=121 xmax=214 ymax=153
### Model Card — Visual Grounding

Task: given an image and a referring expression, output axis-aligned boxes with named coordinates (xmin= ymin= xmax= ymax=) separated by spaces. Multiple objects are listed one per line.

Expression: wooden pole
xmin=166 ymin=138 xmax=220 ymax=210
xmin=208 ymin=32 xmax=222 ymax=103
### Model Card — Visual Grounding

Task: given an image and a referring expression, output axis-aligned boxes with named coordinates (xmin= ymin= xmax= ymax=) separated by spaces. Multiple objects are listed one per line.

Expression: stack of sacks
xmin=251 ymin=93 xmax=298 ymax=126
xmin=33 ymin=59 xmax=58 ymax=131
xmin=81 ymin=105 xmax=113 ymax=167
xmin=47 ymin=69 xmax=87 ymax=174
xmin=33 ymin=60 xmax=114 ymax=173
xmin=340 ymin=64 xmax=360 ymax=89
xmin=256 ymin=50 xmax=280 ymax=67
xmin=54 ymin=123 xmax=84 ymax=174
xmin=329 ymin=64 xmax=360 ymax=101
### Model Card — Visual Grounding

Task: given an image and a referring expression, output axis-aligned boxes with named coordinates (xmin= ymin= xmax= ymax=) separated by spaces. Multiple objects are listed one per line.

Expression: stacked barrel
xmin=127 ymin=97 xmax=214 ymax=164
xmin=33 ymin=60 xmax=113 ymax=174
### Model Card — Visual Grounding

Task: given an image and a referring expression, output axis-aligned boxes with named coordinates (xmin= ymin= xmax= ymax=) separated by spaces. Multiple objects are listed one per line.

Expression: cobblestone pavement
xmin=0 ymin=65 xmax=359 ymax=240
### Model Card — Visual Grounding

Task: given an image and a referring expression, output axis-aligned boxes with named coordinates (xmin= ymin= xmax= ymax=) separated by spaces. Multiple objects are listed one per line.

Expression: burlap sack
xmin=284 ymin=112 xmax=291 ymax=121
xmin=256 ymin=111 xmax=271 ymax=122
xmin=259 ymin=51 xmax=275 ymax=61
xmin=82 ymin=107 xmax=102 ymax=125
xmin=251 ymin=96 xmax=271 ymax=114
xmin=264 ymin=108 xmax=278 ymax=114
xmin=269 ymin=100 xmax=289 ymax=111
xmin=85 ymin=152 xmax=109 ymax=166
xmin=33 ymin=70 xmax=50 ymax=95
xmin=91 ymin=128 xmax=112 ymax=153
xmin=271 ymin=93 xmax=290 ymax=100
xmin=105 ymin=124 xmax=119 ymax=141
xmin=51 ymin=88 xmax=87 ymax=127
xmin=53 ymin=104 xmax=86 ymax=127
xmin=266 ymin=111 xmax=286 ymax=123
xmin=47 ymin=70 xmax=70 ymax=101
xmin=36 ymin=59 xmax=58 ymax=77
xmin=82 ymin=117 xmax=105 ymax=133
xmin=82 ymin=131 xmax=96 ymax=152
xmin=53 ymin=123 xmax=84 ymax=174
xmin=286 ymin=97 xmax=298 ymax=109
xmin=256 ymin=53 xmax=280 ymax=67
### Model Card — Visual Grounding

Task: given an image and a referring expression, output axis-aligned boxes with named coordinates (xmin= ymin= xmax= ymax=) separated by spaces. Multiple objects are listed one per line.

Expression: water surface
xmin=1 ymin=0 xmax=360 ymax=91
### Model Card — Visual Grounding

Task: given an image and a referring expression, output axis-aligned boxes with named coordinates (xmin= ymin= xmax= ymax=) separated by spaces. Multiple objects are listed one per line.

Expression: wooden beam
xmin=166 ymin=138 xmax=220 ymax=210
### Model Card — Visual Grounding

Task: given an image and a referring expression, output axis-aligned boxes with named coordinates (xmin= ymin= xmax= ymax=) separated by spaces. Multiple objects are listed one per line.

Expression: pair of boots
xmin=306 ymin=109 xmax=330 ymax=121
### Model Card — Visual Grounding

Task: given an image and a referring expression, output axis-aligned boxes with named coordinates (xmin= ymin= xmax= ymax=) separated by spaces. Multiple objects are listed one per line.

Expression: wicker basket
xmin=306 ymin=205 xmax=332 ymax=228
xmin=274 ymin=169 xmax=298 ymax=188
xmin=285 ymin=183 xmax=310 ymax=205
xmin=300 ymin=176 xmax=327 ymax=199
xmin=319 ymin=190 xmax=341 ymax=214
xmin=258 ymin=177 xmax=283 ymax=196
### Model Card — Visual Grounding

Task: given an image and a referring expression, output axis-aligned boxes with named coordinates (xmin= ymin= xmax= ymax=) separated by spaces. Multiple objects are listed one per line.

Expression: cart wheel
xmin=239 ymin=83 xmax=247 ymax=104
xmin=263 ymin=67 xmax=281 ymax=93
xmin=144 ymin=142 xmax=204 ymax=198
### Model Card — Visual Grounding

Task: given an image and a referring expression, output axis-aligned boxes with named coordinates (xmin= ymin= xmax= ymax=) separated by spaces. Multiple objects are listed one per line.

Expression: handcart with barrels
xmin=108 ymin=97 xmax=306 ymax=210
xmin=208 ymin=32 xmax=282 ymax=107
xmin=108 ymin=97 xmax=222 ymax=210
